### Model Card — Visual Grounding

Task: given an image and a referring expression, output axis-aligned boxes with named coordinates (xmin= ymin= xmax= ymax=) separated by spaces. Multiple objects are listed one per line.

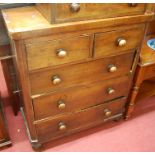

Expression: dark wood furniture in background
xmin=0 ymin=45 xmax=20 ymax=116
xmin=0 ymin=3 xmax=33 ymax=115
xmin=0 ymin=92 xmax=11 ymax=148
xmin=126 ymin=21 xmax=155 ymax=119
xmin=1 ymin=4 xmax=155 ymax=149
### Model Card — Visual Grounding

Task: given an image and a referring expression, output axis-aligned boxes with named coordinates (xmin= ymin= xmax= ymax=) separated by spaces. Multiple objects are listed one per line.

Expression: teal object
xmin=147 ymin=38 xmax=155 ymax=50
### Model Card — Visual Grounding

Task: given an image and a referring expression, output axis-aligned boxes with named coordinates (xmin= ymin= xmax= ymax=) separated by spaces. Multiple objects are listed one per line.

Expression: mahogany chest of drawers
xmin=1 ymin=4 xmax=155 ymax=149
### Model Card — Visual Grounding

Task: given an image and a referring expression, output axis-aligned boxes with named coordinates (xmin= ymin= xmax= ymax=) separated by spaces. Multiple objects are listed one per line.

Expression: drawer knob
xmin=107 ymin=88 xmax=115 ymax=94
xmin=58 ymin=100 xmax=66 ymax=109
xmin=108 ymin=64 xmax=117 ymax=73
xmin=104 ymin=109 xmax=112 ymax=117
xmin=70 ymin=3 xmax=80 ymax=12
xmin=52 ymin=75 xmax=61 ymax=85
xmin=128 ymin=3 xmax=137 ymax=7
xmin=56 ymin=49 xmax=67 ymax=58
xmin=59 ymin=122 xmax=67 ymax=131
xmin=117 ymin=38 xmax=127 ymax=47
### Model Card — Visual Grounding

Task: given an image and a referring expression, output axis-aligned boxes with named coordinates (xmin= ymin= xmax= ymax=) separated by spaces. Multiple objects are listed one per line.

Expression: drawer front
xmin=55 ymin=4 xmax=146 ymax=23
xmin=94 ymin=26 xmax=144 ymax=58
xmin=35 ymin=98 xmax=126 ymax=142
xmin=33 ymin=76 xmax=131 ymax=120
xmin=26 ymin=35 xmax=92 ymax=70
xmin=29 ymin=51 xmax=135 ymax=95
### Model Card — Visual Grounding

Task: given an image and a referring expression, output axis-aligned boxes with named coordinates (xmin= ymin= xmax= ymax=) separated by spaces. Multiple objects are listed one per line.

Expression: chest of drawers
xmin=2 ymin=4 xmax=155 ymax=149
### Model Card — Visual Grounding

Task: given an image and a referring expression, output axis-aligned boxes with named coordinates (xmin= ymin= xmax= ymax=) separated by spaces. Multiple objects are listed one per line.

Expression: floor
xmin=0 ymin=64 xmax=155 ymax=152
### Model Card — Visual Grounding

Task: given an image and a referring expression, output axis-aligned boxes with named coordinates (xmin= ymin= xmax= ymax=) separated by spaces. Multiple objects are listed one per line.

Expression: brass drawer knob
xmin=107 ymin=88 xmax=115 ymax=94
xmin=56 ymin=49 xmax=67 ymax=58
xmin=70 ymin=3 xmax=80 ymax=12
xmin=117 ymin=38 xmax=127 ymax=47
xmin=128 ymin=3 xmax=137 ymax=7
xmin=59 ymin=122 xmax=67 ymax=131
xmin=108 ymin=64 xmax=117 ymax=73
xmin=104 ymin=109 xmax=112 ymax=117
xmin=58 ymin=100 xmax=66 ymax=109
xmin=52 ymin=75 xmax=61 ymax=85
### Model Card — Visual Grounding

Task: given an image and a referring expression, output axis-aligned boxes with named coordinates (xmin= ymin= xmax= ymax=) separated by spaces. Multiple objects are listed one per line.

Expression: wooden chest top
xmin=2 ymin=6 xmax=155 ymax=40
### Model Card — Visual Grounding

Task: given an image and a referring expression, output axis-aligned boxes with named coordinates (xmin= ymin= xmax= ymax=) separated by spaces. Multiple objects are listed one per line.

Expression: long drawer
xmin=36 ymin=4 xmax=146 ymax=24
xmin=29 ymin=51 xmax=135 ymax=95
xmin=33 ymin=75 xmax=132 ymax=120
xmin=35 ymin=97 xmax=126 ymax=142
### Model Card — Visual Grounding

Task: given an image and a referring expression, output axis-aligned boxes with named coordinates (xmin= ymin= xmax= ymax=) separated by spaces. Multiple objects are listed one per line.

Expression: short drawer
xmin=94 ymin=26 xmax=144 ymax=58
xmin=36 ymin=4 xmax=146 ymax=24
xmin=35 ymin=97 xmax=126 ymax=142
xmin=26 ymin=35 xmax=92 ymax=70
xmin=33 ymin=76 xmax=131 ymax=120
xmin=29 ymin=51 xmax=135 ymax=95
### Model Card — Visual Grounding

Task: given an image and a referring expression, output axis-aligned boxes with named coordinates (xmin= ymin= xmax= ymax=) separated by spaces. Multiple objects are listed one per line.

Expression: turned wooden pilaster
xmin=125 ymin=65 xmax=146 ymax=120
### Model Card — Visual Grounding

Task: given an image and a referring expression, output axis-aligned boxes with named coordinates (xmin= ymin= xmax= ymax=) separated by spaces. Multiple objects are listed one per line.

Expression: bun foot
xmin=31 ymin=142 xmax=42 ymax=151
